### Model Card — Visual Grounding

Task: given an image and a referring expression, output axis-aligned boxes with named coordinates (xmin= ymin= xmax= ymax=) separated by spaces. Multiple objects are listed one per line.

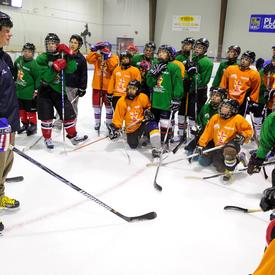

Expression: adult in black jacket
xmin=0 ymin=12 xmax=20 ymax=232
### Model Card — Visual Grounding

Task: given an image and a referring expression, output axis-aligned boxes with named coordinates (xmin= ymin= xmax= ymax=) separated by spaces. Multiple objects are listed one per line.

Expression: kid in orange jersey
xmin=197 ymin=99 xmax=253 ymax=181
xmin=86 ymin=41 xmax=119 ymax=130
xmin=108 ymin=81 xmax=162 ymax=159
xmin=107 ymin=52 xmax=141 ymax=111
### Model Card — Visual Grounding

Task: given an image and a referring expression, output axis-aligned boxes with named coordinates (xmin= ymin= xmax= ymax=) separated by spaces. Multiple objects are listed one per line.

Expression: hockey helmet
xmin=227 ymin=45 xmax=241 ymax=56
xmin=126 ymin=80 xmax=141 ymax=100
xmin=181 ymin=37 xmax=195 ymax=46
xmin=218 ymin=99 xmax=239 ymax=119
xmin=241 ymin=50 xmax=256 ymax=63
xmin=22 ymin=43 xmax=36 ymax=53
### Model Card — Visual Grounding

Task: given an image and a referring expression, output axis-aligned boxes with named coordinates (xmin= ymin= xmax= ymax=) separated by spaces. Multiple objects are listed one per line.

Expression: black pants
xmin=18 ymin=98 xmax=37 ymax=112
xmin=37 ymin=84 xmax=76 ymax=121
xmin=126 ymin=123 xmax=146 ymax=149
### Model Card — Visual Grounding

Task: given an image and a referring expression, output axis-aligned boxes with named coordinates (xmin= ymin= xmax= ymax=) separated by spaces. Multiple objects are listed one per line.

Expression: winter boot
xmin=44 ymin=138 xmax=54 ymax=149
xmin=26 ymin=123 xmax=37 ymax=136
xmin=0 ymin=221 xmax=4 ymax=231
xmin=68 ymin=134 xmax=88 ymax=145
xmin=0 ymin=195 xmax=20 ymax=209
xmin=17 ymin=123 xmax=28 ymax=134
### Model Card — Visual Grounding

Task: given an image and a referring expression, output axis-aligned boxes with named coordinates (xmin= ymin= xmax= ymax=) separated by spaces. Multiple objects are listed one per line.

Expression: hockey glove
xmin=150 ymin=63 xmax=167 ymax=77
xmin=248 ymin=101 xmax=259 ymax=113
xmin=233 ymin=134 xmax=245 ymax=145
xmin=185 ymin=60 xmax=197 ymax=77
xmin=144 ymin=109 xmax=154 ymax=121
xmin=260 ymin=186 xmax=275 ymax=212
xmin=76 ymin=89 xmax=86 ymax=97
xmin=247 ymin=153 xmax=265 ymax=175
xmin=190 ymin=125 xmax=201 ymax=137
xmin=52 ymin=58 xmax=67 ymax=72
xmin=108 ymin=123 xmax=120 ymax=140
xmin=106 ymin=94 xmax=113 ymax=104
xmin=195 ymin=146 xmax=204 ymax=156
xmin=139 ymin=60 xmax=151 ymax=72
xmin=170 ymin=99 xmax=181 ymax=112
xmin=57 ymin=44 xmax=73 ymax=56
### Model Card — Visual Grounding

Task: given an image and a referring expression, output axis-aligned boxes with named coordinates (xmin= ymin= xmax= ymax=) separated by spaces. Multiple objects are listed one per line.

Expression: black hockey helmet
xmin=228 ymin=45 xmax=241 ymax=56
xmin=209 ymin=87 xmax=228 ymax=109
xmin=194 ymin=38 xmax=210 ymax=50
xmin=241 ymin=50 xmax=256 ymax=63
xmin=158 ymin=44 xmax=176 ymax=61
xmin=126 ymin=80 xmax=141 ymax=100
xmin=0 ymin=12 xmax=13 ymax=29
xmin=218 ymin=99 xmax=239 ymax=119
xmin=70 ymin=34 xmax=83 ymax=48
xmin=144 ymin=41 xmax=156 ymax=51
xmin=119 ymin=51 xmax=132 ymax=61
xmin=45 ymin=33 xmax=60 ymax=45
xmin=181 ymin=37 xmax=195 ymax=46
xmin=22 ymin=43 xmax=36 ymax=53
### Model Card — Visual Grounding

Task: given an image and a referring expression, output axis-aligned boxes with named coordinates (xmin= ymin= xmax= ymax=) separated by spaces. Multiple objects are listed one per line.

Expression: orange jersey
xmin=112 ymin=93 xmax=151 ymax=133
xmin=253 ymin=240 xmax=275 ymax=275
xmin=172 ymin=60 xmax=185 ymax=79
xmin=107 ymin=66 xmax=141 ymax=97
xmin=198 ymin=113 xmax=253 ymax=147
xmin=86 ymin=52 xmax=119 ymax=90
xmin=220 ymin=65 xmax=261 ymax=105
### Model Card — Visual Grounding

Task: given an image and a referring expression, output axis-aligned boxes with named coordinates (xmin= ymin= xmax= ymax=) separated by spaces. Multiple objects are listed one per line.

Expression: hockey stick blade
xmin=11 ymin=145 xmax=157 ymax=223
xmin=6 ymin=176 xmax=24 ymax=183
xmin=120 ymin=211 xmax=157 ymax=222
xmin=154 ymin=181 xmax=162 ymax=191
xmin=224 ymin=205 xmax=262 ymax=213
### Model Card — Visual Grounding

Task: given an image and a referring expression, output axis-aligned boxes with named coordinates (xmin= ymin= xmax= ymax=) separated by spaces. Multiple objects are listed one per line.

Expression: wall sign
xmin=249 ymin=14 xmax=275 ymax=33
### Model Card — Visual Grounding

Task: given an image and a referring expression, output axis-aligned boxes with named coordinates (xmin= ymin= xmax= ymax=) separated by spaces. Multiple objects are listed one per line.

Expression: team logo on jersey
xmin=231 ymin=79 xmax=243 ymax=96
xmin=117 ymin=78 xmax=127 ymax=93
xmin=217 ymin=130 xmax=227 ymax=145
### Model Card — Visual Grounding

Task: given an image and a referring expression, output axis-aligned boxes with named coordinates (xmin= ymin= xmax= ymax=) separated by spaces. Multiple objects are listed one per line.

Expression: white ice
xmin=0 ymin=68 xmax=273 ymax=275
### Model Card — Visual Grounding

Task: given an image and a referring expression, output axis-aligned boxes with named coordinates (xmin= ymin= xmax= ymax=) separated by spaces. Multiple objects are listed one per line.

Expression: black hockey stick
xmin=185 ymin=160 xmax=275 ymax=180
xmin=10 ymin=145 xmax=157 ymax=222
xmin=224 ymin=205 xmax=263 ymax=213
xmin=153 ymin=111 xmax=174 ymax=191
xmin=6 ymin=176 xmax=24 ymax=183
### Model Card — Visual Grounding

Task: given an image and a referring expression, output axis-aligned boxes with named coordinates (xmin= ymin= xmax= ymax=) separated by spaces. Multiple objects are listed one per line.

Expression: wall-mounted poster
xmin=116 ymin=37 xmax=134 ymax=55
xmin=249 ymin=14 xmax=275 ymax=33
xmin=172 ymin=15 xmax=201 ymax=32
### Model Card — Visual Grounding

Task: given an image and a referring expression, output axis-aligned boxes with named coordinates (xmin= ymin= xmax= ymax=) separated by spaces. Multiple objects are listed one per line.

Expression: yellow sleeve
xmin=112 ymin=97 xmax=126 ymax=129
xmin=198 ymin=115 xmax=215 ymax=147
xmin=86 ymin=51 xmax=100 ymax=64
xmin=235 ymin=115 xmax=253 ymax=143
xmin=107 ymin=67 xmax=117 ymax=95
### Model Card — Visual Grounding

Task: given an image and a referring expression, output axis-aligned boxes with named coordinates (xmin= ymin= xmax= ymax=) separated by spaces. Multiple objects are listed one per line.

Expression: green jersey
xmin=190 ymin=55 xmax=213 ymax=93
xmin=14 ymin=56 xmax=40 ymax=100
xmin=212 ymin=60 xmax=237 ymax=88
xmin=175 ymin=53 xmax=189 ymax=64
xmin=146 ymin=62 xmax=184 ymax=111
xmin=131 ymin=53 xmax=158 ymax=68
xmin=197 ymin=103 xmax=217 ymax=129
xmin=256 ymin=112 xmax=275 ymax=159
xmin=36 ymin=52 xmax=77 ymax=94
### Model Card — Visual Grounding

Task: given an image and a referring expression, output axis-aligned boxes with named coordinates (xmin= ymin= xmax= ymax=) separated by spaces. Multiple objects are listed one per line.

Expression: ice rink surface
xmin=0 ymin=69 xmax=273 ymax=275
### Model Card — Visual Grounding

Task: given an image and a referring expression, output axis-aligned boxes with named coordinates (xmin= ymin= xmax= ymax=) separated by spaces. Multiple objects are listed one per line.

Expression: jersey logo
xmin=217 ymin=130 xmax=227 ymax=145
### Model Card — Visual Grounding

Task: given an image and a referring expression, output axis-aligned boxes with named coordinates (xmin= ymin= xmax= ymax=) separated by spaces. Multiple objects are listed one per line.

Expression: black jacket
xmin=65 ymin=51 xmax=87 ymax=90
xmin=0 ymin=48 xmax=20 ymax=132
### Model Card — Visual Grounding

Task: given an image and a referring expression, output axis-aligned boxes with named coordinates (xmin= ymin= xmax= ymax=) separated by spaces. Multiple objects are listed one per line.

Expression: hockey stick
xmin=22 ymin=136 xmax=43 ymax=152
xmin=223 ymin=205 xmax=263 ymax=213
xmin=153 ymin=111 xmax=174 ymax=191
xmin=6 ymin=176 xmax=24 ymax=183
xmin=97 ymin=56 xmax=105 ymax=137
xmin=186 ymin=144 xmax=224 ymax=159
xmin=185 ymin=160 xmax=275 ymax=180
xmin=10 ymin=145 xmax=157 ymax=222
xmin=61 ymin=135 xmax=108 ymax=153
xmin=61 ymin=52 xmax=66 ymax=144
